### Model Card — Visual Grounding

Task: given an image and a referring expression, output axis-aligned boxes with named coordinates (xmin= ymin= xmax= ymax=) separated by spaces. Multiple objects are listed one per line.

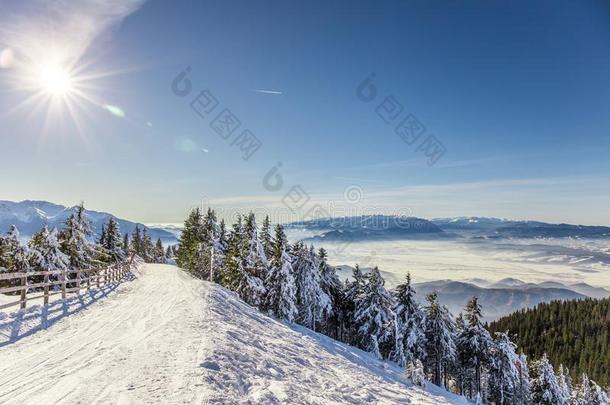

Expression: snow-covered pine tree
xmin=165 ymin=245 xmax=173 ymax=259
xmin=343 ymin=264 xmax=367 ymax=345
xmin=221 ymin=215 xmax=245 ymax=287
xmin=406 ymin=359 xmax=427 ymax=388
xmin=4 ymin=225 xmax=30 ymax=273
xmin=292 ymin=243 xmax=331 ymax=331
xmin=98 ymin=224 xmax=106 ymax=246
xmin=557 ymin=365 xmax=572 ymax=404
xmin=263 ymin=224 xmax=297 ymax=322
xmin=353 ymin=267 xmax=395 ymax=359
xmin=573 ymin=373 xmax=609 ymax=405
xmin=29 ymin=225 xmax=70 ymax=281
xmin=233 ymin=213 xmax=267 ymax=306
xmin=487 ymin=332 xmax=520 ymax=405
xmin=131 ymin=225 xmax=143 ymax=258
xmin=260 ymin=215 xmax=273 ymax=260
xmin=573 ymin=373 xmax=593 ymax=405
xmin=154 ymin=238 xmax=165 ymax=263
xmin=392 ymin=272 xmax=426 ymax=367
xmin=317 ymin=247 xmax=345 ymax=339
xmin=141 ymin=228 xmax=155 ymax=263
xmin=59 ymin=203 xmax=95 ymax=271
xmin=456 ymin=296 xmax=493 ymax=399
xmin=123 ymin=233 xmax=130 ymax=255
xmin=101 ymin=217 xmax=125 ymax=262
xmin=515 ymin=352 xmax=532 ymax=405
xmin=424 ymin=291 xmax=457 ymax=388
xmin=530 ymin=353 xmax=563 ymax=405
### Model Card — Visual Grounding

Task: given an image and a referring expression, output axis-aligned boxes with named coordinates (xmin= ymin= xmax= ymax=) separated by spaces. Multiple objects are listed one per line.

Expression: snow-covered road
xmin=0 ymin=264 xmax=465 ymax=404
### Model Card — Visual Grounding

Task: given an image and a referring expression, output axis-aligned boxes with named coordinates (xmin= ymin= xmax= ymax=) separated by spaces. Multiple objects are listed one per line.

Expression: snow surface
xmin=0 ymin=264 xmax=466 ymax=404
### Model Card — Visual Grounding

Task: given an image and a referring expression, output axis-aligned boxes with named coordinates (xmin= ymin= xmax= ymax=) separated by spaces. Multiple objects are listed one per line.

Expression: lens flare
xmin=35 ymin=62 xmax=74 ymax=97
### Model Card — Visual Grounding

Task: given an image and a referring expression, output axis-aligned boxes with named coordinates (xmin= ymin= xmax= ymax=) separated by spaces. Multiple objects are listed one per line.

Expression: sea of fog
xmin=285 ymin=229 xmax=610 ymax=289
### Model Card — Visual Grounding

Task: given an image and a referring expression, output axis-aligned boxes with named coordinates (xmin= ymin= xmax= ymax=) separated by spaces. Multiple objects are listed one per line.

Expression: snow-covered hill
xmin=0 ymin=264 xmax=466 ymax=404
xmin=0 ymin=200 xmax=177 ymax=243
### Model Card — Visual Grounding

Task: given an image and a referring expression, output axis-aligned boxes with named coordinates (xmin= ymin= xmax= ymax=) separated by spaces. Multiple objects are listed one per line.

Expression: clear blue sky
xmin=0 ymin=0 xmax=609 ymax=224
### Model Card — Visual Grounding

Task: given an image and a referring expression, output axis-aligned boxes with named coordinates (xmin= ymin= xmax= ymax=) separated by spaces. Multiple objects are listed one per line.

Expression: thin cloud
xmin=251 ymin=89 xmax=283 ymax=95
xmin=0 ymin=0 xmax=147 ymax=68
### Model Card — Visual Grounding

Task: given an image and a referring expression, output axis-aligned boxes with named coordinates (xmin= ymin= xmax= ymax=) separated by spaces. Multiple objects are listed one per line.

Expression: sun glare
xmin=36 ymin=62 xmax=73 ymax=97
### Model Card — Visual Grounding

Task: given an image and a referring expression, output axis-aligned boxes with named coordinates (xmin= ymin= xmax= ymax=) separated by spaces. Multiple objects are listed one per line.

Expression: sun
xmin=35 ymin=62 xmax=74 ymax=97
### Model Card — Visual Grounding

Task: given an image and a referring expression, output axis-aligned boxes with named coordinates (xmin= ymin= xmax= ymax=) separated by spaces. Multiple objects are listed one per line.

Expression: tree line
xmin=0 ymin=203 xmax=172 ymax=287
xmin=176 ymin=208 xmax=610 ymax=404
xmin=489 ymin=297 xmax=610 ymax=388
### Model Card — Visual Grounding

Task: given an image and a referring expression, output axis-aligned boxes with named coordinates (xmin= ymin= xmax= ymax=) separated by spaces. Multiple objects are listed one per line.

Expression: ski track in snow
xmin=0 ymin=264 xmax=465 ymax=405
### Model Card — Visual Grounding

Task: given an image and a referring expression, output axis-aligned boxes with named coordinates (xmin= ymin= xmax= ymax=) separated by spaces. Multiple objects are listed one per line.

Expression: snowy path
xmin=0 ymin=264 xmax=465 ymax=404
xmin=0 ymin=264 xmax=209 ymax=404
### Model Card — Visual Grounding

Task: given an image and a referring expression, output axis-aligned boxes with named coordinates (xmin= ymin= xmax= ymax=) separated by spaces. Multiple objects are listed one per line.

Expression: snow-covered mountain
xmin=0 ymin=200 xmax=177 ymax=243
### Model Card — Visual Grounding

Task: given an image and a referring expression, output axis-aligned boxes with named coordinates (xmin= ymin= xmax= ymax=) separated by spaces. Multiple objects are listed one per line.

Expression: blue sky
xmin=0 ymin=0 xmax=609 ymax=224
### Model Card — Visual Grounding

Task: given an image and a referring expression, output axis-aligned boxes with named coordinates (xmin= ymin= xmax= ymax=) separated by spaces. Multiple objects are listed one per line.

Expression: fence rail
xmin=0 ymin=262 xmax=132 ymax=311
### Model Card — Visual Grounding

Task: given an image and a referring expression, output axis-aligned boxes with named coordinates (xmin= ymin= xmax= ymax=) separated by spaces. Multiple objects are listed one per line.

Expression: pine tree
xmin=406 ymin=359 xmax=427 ymax=388
xmin=29 ymin=226 xmax=70 ymax=280
xmin=515 ymin=352 xmax=532 ymax=405
xmin=263 ymin=224 xmax=297 ymax=322
xmin=101 ymin=217 xmax=124 ymax=262
xmin=530 ymin=353 xmax=563 ymax=405
xmin=487 ymin=332 xmax=520 ymax=404
xmin=424 ymin=291 xmax=457 ymax=388
xmin=557 ymin=365 xmax=572 ymax=404
xmin=228 ymin=213 xmax=267 ymax=306
xmin=154 ymin=238 xmax=165 ymax=263
xmin=392 ymin=273 xmax=426 ymax=367
xmin=456 ymin=296 xmax=493 ymax=398
xmin=176 ymin=209 xmax=202 ymax=273
xmin=573 ymin=373 xmax=593 ymax=405
xmin=3 ymin=225 xmax=30 ymax=273
xmin=141 ymin=228 xmax=154 ymax=262
xmin=343 ymin=264 xmax=367 ymax=345
xmin=98 ymin=224 xmax=106 ymax=246
xmin=59 ymin=203 xmax=95 ymax=270
xmin=317 ymin=247 xmax=345 ymax=339
xmin=353 ymin=267 xmax=395 ymax=359
xmin=131 ymin=225 xmax=143 ymax=258
xmin=260 ymin=215 xmax=273 ymax=260
xmin=292 ymin=243 xmax=331 ymax=331
xmin=123 ymin=233 xmax=130 ymax=256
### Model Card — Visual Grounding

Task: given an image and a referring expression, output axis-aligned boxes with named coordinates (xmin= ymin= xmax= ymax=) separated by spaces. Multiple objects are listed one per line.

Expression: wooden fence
xmin=0 ymin=262 xmax=132 ymax=311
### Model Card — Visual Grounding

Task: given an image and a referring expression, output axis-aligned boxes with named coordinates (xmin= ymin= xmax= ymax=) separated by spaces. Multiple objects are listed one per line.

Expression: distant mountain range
xmin=0 ymin=200 xmax=177 ymax=244
xmin=290 ymin=215 xmax=448 ymax=242
xmin=289 ymin=215 xmax=610 ymax=241
xmin=431 ymin=217 xmax=610 ymax=238
xmin=334 ymin=265 xmax=609 ymax=321
xmin=411 ymin=279 xmax=599 ymax=322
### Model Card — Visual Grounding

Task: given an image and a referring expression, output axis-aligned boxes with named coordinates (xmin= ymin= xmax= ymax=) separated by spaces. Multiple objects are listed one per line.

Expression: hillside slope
xmin=0 ymin=264 xmax=466 ymax=404
xmin=489 ymin=297 xmax=610 ymax=386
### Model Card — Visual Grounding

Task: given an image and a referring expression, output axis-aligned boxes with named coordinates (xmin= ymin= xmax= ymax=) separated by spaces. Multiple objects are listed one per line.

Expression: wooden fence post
xmin=76 ymin=269 xmax=81 ymax=295
xmin=61 ymin=268 xmax=66 ymax=299
xmin=44 ymin=272 xmax=49 ymax=305
xmin=20 ymin=274 xmax=26 ymax=309
xmin=86 ymin=269 xmax=91 ymax=292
